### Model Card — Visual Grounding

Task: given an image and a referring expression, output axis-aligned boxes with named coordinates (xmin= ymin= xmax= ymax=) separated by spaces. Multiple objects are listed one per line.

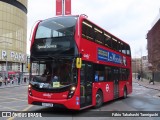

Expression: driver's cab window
xmin=30 ymin=60 xmax=76 ymax=89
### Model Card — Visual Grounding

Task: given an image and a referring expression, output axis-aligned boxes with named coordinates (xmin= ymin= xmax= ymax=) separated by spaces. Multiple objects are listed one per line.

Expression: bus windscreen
xmin=31 ymin=16 xmax=78 ymax=56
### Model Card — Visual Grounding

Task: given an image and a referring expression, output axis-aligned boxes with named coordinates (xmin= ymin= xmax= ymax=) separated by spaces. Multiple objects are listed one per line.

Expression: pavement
xmin=133 ymin=77 xmax=160 ymax=98
xmin=0 ymin=81 xmax=28 ymax=89
xmin=133 ymin=77 xmax=160 ymax=91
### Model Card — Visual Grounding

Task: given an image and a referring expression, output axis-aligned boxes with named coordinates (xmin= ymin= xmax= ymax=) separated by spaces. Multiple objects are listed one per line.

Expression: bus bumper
xmin=28 ymin=95 xmax=80 ymax=110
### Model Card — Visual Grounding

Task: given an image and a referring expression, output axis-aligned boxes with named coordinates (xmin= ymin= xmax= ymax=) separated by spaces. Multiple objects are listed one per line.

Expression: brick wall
xmin=147 ymin=19 xmax=160 ymax=81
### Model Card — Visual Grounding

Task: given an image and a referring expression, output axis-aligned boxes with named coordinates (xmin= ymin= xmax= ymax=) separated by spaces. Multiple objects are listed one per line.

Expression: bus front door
xmin=80 ymin=63 xmax=93 ymax=108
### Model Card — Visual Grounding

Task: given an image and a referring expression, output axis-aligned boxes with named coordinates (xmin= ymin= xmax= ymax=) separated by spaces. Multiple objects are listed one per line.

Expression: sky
xmin=27 ymin=0 xmax=160 ymax=58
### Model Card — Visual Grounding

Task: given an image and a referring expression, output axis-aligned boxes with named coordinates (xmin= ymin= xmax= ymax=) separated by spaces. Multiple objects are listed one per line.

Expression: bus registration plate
xmin=42 ymin=103 xmax=53 ymax=107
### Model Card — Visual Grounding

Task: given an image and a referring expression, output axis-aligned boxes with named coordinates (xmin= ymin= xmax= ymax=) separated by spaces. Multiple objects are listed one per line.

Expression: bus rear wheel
xmin=95 ymin=90 xmax=103 ymax=108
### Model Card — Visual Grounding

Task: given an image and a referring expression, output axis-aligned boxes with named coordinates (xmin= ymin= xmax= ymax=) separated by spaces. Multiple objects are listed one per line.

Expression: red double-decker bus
xmin=28 ymin=15 xmax=132 ymax=110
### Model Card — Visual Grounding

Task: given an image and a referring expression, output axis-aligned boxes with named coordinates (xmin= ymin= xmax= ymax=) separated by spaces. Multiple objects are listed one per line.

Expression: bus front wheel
xmin=95 ymin=90 xmax=103 ymax=108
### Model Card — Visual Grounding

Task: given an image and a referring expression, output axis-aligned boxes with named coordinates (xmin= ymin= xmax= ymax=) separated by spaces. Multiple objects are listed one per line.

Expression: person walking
xmin=0 ymin=76 xmax=3 ymax=86
xmin=138 ymin=73 xmax=141 ymax=81
xmin=18 ymin=77 xmax=20 ymax=85
xmin=24 ymin=77 xmax=26 ymax=83
xmin=149 ymin=72 xmax=155 ymax=85
xmin=4 ymin=76 xmax=7 ymax=85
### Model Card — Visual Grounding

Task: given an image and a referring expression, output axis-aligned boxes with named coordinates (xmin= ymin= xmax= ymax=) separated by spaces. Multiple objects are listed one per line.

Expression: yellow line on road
xmin=2 ymin=106 xmax=18 ymax=111
xmin=11 ymin=105 xmax=29 ymax=109
xmin=22 ymin=105 xmax=33 ymax=111
xmin=7 ymin=105 xmax=33 ymax=120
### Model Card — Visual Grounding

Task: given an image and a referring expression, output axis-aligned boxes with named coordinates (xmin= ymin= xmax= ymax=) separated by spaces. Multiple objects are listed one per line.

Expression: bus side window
xmin=118 ymin=41 xmax=121 ymax=53
xmin=94 ymin=27 xmax=104 ymax=45
xmin=121 ymin=43 xmax=126 ymax=54
xmin=113 ymin=68 xmax=119 ymax=80
xmin=82 ymin=20 xmax=94 ymax=41
xmin=126 ymin=45 xmax=131 ymax=56
xmin=80 ymin=64 xmax=85 ymax=84
xmin=94 ymin=71 xmax=105 ymax=82
xmin=105 ymin=66 xmax=111 ymax=81
xmin=94 ymin=64 xmax=105 ymax=82
xmin=112 ymin=38 xmax=118 ymax=51
xmin=104 ymin=34 xmax=112 ymax=48
xmin=124 ymin=69 xmax=129 ymax=80
xmin=121 ymin=69 xmax=127 ymax=80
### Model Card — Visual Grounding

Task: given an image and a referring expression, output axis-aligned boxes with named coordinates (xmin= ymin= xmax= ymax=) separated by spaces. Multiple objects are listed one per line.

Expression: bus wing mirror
xmin=76 ymin=58 xmax=82 ymax=69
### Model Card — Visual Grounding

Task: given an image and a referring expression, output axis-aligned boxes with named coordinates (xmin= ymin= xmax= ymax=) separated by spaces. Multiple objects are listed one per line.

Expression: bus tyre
xmin=123 ymin=87 xmax=127 ymax=99
xmin=94 ymin=90 xmax=103 ymax=108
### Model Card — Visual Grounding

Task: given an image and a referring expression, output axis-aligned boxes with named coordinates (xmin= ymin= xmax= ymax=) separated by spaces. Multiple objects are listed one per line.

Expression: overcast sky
xmin=27 ymin=0 xmax=160 ymax=57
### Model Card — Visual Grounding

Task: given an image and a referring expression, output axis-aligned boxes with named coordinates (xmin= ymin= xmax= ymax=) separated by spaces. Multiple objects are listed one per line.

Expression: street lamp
xmin=134 ymin=48 xmax=143 ymax=80
xmin=134 ymin=50 xmax=137 ymax=79
xmin=135 ymin=58 xmax=137 ymax=79
xmin=140 ymin=49 xmax=143 ymax=81
xmin=4 ymin=55 xmax=8 ymax=78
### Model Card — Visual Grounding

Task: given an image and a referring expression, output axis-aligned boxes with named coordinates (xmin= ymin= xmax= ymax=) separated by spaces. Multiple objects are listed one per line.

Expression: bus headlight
xmin=71 ymin=86 xmax=76 ymax=91
xmin=68 ymin=86 xmax=76 ymax=99
xmin=28 ymin=84 xmax=32 ymax=96
xmin=28 ymin=84 xmax=31 ymax=89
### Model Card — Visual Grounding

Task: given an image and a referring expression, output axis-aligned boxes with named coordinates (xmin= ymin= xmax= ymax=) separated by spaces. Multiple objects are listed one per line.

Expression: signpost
xmin=56 ymin=0 xmax=71 ymax=16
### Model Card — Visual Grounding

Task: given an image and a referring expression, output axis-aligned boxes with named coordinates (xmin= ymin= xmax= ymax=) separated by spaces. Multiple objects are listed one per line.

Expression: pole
xmin=141 ymin=49 xmax=143 ymax=81
xmin=135 ymin=50 xmax=136 ymax=79
xmin=62 ymin=0 xmax=65 ymax=16
xmin=22 ymin=63 xmax=24 ymax=83
xmin=135 ymin=58 xmax=136 ymax=79
xmin=5 ymin=56 xmax=8 ymax=78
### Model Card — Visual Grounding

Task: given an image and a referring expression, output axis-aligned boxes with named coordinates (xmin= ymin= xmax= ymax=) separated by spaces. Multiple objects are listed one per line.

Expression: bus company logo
xmin=83 ymin=54 xmax=90 ymax=59
xmin=43 ymin=93 xmax=53 ymax=98
xmin=98 ymin=48 xmax=122 ymax=64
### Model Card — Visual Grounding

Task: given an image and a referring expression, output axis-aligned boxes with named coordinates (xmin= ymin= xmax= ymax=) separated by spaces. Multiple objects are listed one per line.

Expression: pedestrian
xmin=13 ymin=76 xmax=16 ymax=84
xmin=11 ymin=77 xmax=14 ymax=84
xmin=137 ymin=73 xmax=141 ymax=81
xmin=18 ymin=77 xmax=20 ymax=85
xmin=149 ymin=72 xmax=154 ymax=85
xmin=24 ymin=77 xmax=26 ymax=83
xmin=4 ymin=76 xmax=7 ymax=85
xmin=0 ymin=76 xmax=3 ymax=86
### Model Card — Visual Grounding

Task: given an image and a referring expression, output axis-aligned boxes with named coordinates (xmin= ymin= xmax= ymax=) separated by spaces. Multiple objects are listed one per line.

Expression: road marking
xmin=0 ymin=100 xmax=22 ymax=104
xmin=7 ymin=105 xmax=33 ymax=120
xmin=0 ymin=96 xmax=27 ymax=102
xmin=1 ymin=106 xmax=18 ymax=111
xmin=0 ymin=92 xmax=27 ymax=98
xmin=11 ymin=105 xmax=29 ymax=109
xmin=22 ymin=105 xmax=33 ymax=111
xmin=7 ymin=115 xmax=15 ymax=120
